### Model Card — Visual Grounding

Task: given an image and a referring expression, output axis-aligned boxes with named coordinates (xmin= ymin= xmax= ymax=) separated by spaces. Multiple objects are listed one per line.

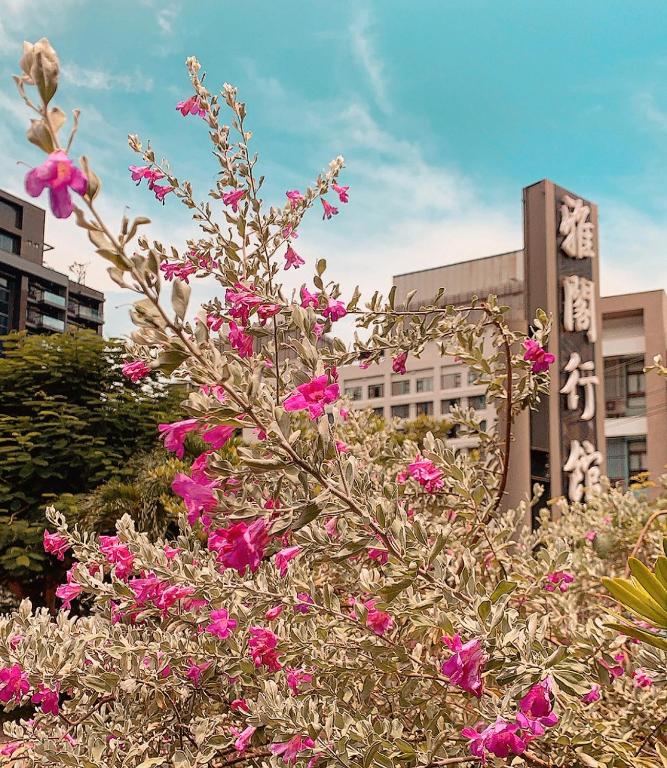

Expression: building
xmin=338 ymin=180 xmax=667 ymax=506
xmin=0 ymin=188 xmax=104 ymax=336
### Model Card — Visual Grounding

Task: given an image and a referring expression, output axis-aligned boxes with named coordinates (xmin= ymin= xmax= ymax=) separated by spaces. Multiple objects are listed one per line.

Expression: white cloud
xmin=61 ymin=64 xmax=154 ymax=93
xmin=349 ymin=8 xmax=389 ymax=114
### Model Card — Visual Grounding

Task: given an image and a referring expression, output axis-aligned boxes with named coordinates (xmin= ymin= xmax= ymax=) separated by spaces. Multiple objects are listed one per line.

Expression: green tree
xmin=0 ymin=329 xmax=184 ymax=583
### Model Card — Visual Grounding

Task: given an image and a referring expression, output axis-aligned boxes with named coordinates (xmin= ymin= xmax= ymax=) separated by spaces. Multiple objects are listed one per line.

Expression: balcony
xmin=27 ymin=287 xmax=67 ymax=309
xmin=26 ymin=311 xmax=65 ymax=332
xmin=68 ymin=303 xmax=102 ymax=323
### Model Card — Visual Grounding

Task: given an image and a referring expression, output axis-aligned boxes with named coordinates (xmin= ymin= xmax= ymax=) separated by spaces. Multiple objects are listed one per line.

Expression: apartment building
xmin=0 ymin=188 xmax=104 ymax=336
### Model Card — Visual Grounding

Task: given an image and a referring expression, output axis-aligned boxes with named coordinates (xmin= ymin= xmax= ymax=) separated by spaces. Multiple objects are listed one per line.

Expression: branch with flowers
xmin=1 ymin=37 xmax=665 ymax=768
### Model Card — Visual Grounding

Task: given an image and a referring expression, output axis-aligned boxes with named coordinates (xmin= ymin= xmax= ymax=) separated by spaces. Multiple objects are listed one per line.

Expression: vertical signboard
xmin=524 ymin=180 xmax=605 ymax=516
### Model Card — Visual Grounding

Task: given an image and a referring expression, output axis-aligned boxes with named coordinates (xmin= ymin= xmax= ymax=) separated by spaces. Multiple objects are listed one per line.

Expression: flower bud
xmin=20 ymin=38 xmax=60 ymax=105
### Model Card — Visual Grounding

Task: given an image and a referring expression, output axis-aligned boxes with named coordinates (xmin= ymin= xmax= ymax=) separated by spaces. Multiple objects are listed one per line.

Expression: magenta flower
xmin=295 ymin=592 xmax=315 ymax=614
xmin=300 ymin=285 xmax=320 ymax=309
xmin=152 ymin=184 xmax=174 ymax=204
xmin=367 ymin=547 xmax=388 ymax=565
xmin=286 ymin=189 xmax=305 ymax=208
xmin=231 ymin=698 xmax=250 ymax=713
xmin=407 ymin=455 xmax=444 ymax=493
xmin=544 ymin=570 xmax=574 ymax=593
xmin=581 ymin=684 xmax=601 ymax=703
xmin=265 ymin=604 xmax=284 ymax=620
xmin=24 ymin=150 xmax=87 ymax=219
xmin=0 ymin=665 xmax=30 ymax=704
xmin=283 ymin=375 xmax=340 ymax=419
xmin=172 ymin=471 xmax=219 ymax=526
xmin=159 ymin=418 xmax=200 ymax=459
xmin=335 ymin=440 xmax=350 ymax=454
xmin=31 ymin=684 xmax=60 ymax=715
xmin=320 ymin=197 xmax=339 ymax=220
xmin=286 ymin=667 xmax=313 ymax=695
xmin=248 ymin=626 xmax=282 ymax=671
xmin=160 ymin=261 xmax=197 ymax=283
xmin=202 ymin=424 xmax=236 ymax=450
xmin=99 ymin=535 xmax=134 ymax=581
xmin=275 ymin=545 xmax=302 ymax=577
xmin=462 ymin=718 xmax=527 ymax=762
xmin=392 ymin=352 xmax=408 ymax=375
xmin=122 ymin=360 xmax=151 ymax=382
xmin=208 ymin=519 xmax=270 ymax=574
xmin=232 ymin=725 xmax=256 ymax=752
xmin=584 ymin=530 xmax=597 ymax=542
xmin=43 ymin=529 xmax=69 ymax=560
xmin=282 ymin=225 xmax=299 ymax=240
xmin=207 ymin=313 xmax=224 ymax=332
xmin=322 ymin=299 xmax=347 ymax=322
xmin=176 ymin=96 xmax=206 ymax=117
xmin=206 ymin=608 xmax=238 ymax=640
xmin=517 ymin=677 xmax=558 ymax=735
xmin=185 ymin=661 xmax=210 ymax=687
xmin=129 ymin=165 xmax=165 ymax=189
xmin=332 ymin=183 xmax=349 ymax=203
xmin=634 ymin=668 xmax=653 ymax=688
xmin=270 ymin=735 xmax=315 ymax=765
xmin=599 ymin=653 xmax=625 ymax=679
xmin=441 ymin=635 xmax=486 ymax=698
xmin=284 ymin=245 xmax=305 ymax=271
xmin=364 ymin=599 xmax=394 ymax=636
xmin=522 ymin=339 xmax=555 ymax=374
xmin=226 ymin=282 xmax=265 ymax=325
xmin=55 ymin=568 xmax=82 ymax=610
xmin=222 ymin=188 xmax=247 ymax=212
xmin=229 ymin=321 xmax=254 ymax=358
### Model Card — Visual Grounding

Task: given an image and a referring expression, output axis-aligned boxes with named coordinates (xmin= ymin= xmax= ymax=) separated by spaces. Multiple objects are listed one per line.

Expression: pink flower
xmin=634 ymin=668 xmax=653 ymax=688
xmin=207 ymin=313 xmax=224 ymax=332
xmin=339 ymin=408 xmax=349 ymax=421
xmin=226 ymin=282 xmax=264 ymax=325
xmin=523 ymin=339 xmax=555 ymax=374
xmin=322 ymin=299 xmax=346 ymax=322
xmin=159 ymin=418 xmax=200 ymax=458
xmin=152 ymin=184 xmax=174 ymax=204
xmin=462 ymin=718 xmax=527 ymax=762
xmin=584 ymin=530 xmax=597 ymax=542
xmin=275 ymin=546 xmax=301 ymax=577
xmin=407 ymin=455 xmax=444 ymax=493
xmin=99 ymin=536 xmax=134 ymax=580
xmin=0 ymin=742 xmax=20 ymax=757
xmin=392 ymin=352 xmax=408 ymax=375
xmin=186 ymin=661 xmax=210 ymax=687
xmin=122 ymin=360 xmax=151 ymax=382
xmin=544 ymin=570 xmax=574 ymax=593
xmin=265 ymin=604 xmax=284 ymax=620
xmin=176 ymin=96 xmax=206 ymax=117
xmin=160 ymin=261 xmax=197 ymax=283
xmin=31 ymin=684 xmax=60 ymax=715
xmin=208 ymin=519 xmax=270 ymax=574
xmin=282 ymin=225 xmax=299 ymax=240
xmin=517 ymin=677 xmax=558 ymax=735
xmin=43 ymin=529 xmax=69 ymax=560
xmin=581 ymin=684 xmax=601 ymax=703
xmin=55 ymin=569 xmax=82 ymax=610
xmin=284 ymin=245 xmax=305 ymax=271
xmin=258 ymin=302 xmax=282 ymax=323
xmin=335 ymin=440 xmax=349 ymax=454
xmin=283 ymin=375 xmax=340 ymax=420
xmin=203 ymin=424 xmax=236 ymax=450
xmin=231 ymin=698 xmax=250 ymax=713
xmin=320 ymin=198 xmax=338 ymax=220
xmin=599 ymin=653 xmax=625 ymax=679
xmin=129 ymin=165 xmax=165 ymax=188
xmin=332 ymin=183 xmax=349 ymax=203
xmin=163 ymin=544 xmax=180 ymax=559
xmin=0 ymin=665 xmax=30 ymax=704
xmin=313 ymin=322 xmax=324 ymax=338
xmin=206 ymin=608 xmax=238 ymax=640
xmin=229 ymin=321 xmax=254 ymax=358
xmin=172 ymin=472 xmax=219 ymax=526
xmin=286 ymin=667 xmax=312 ymax=695
xmin=295 ymin=593 xmax=315 ymax=614
xmin=223 ymin=188 xmax=247 ymax=212
xmin=24 ymin=150 xmax=87 ymax=219
xmin=248 ymin=626 xmax=282 ymax=671
xmin=286 ymin=189 xmax=305 ymax=208
xmin=300 ymin=285 xmax=320 ymax=309
xmin=367 ymin=547 xmax=388 ymax=566
xmin=270 ymin=735 xmax=315 ymax=765
xmin=441 ymin=635 xmax=486 ymax=698
xmin=232 ymin=725 xmax=256 ymax=752
xmin=364 ymin=599 xmax=394 ymax=636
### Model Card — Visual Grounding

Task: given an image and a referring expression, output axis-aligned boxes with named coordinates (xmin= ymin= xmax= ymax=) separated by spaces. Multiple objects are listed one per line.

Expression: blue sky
xmin=1 ymin=0 xmax=667 ymax=338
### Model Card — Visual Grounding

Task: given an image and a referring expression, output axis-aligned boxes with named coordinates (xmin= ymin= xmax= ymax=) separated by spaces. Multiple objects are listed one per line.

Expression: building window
xmin=441 ymin=371 xmax=461 ymax=389
xmin=479 ymin=419 xmax=487 ymax=432
xmin=0 ymin=229 xmax=20 ymax=255
xmin=441 ymin=397 xmax=460 ymax=414
xmin=368 ymin=383 xmax=384 ymax=399
xmin=372 ymin=407 xmax=385 ymax=419
xmin=0 ymin=275 xmax=10 ymax=335
xmin=415 ymin=401 xmax=433 ymax=417
xmin=344 ymin=385 xmax=363 ymax=401
xmin=606 ymin=436 xmax=647 ymax=486
xmin=469 ymin=394 xmax=486 ymax=410
xmin=467 ymin=370 xmax=478 ymax=385
xmin=604 ymin=355 xmax=646 ymax=418
xmin=415 ymin=375 xmax=433 ymax=393
xmin=0 ymin=199 xmax=22 ymax=228
xmin=626 ymin=360 xmax=646 ymax=416
xmin=628 ymin=438 xmax=647 ymax=476
xmin=391 ymin=404 xmax=410 ymax=419
xmin=391 ymin=379 xmax=410 ymax=396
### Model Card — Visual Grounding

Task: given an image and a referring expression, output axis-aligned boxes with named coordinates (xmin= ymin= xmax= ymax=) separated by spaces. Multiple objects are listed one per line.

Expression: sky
xmin=1 ymin=0 xmax=667 ymax=338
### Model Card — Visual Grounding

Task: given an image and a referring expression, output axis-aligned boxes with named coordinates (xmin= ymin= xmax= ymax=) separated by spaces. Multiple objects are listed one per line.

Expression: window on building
xmin=467 ymin=370 xmax=478 ymax=385
xmin=0 ymin=275 xmax=10 ymax=335
xmin=606 ymin=436 xmax=648 ymax=486
xmin=415 ymin=375 xmax=433 ymax=393
xmin=0 ymin=229 xmax=20 ymax=255
xmin=391 ymin=404 xmax=410 ymax=419
xmin=344 ymin=385 xmax=363 ymax=401
xmin=0 ymin=199 xmax=22 ymax=228
xmin=604 ymin=355 xmax=646 ymax=418
xmin=628 ymin=438 xmax=648 ymax=477
xmin=368 ymin=383 xmax=384 ymax=399
xmin=441 ymin=397 xmax=460 ymax=414
xmin=441 ymin=371 xmax=461 ymax=389
xmin=415 ymin=401 xmax=433 ymax=417
xmin=626 ymin=360 xmax=646 ymax=417
xmin=469 ymin=394 xmax=486 ymax=410
xmin=391 ymin=379 xmax=410 ymax=396
xmin=372 ymin=407 xmax=385 ymax=419
xmin=447 ymin=424 xmax=460 ymax=439
xmin=479 ymin=419 xmax=487 ymax=432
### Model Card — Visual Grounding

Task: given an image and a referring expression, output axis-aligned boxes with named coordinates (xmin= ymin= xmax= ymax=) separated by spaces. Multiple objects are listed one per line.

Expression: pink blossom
xmin=441 ymin=635 xmax=486 ymax=698
xmin=258 ymin=302 xmax=282 ymax=323
xmin=207 ymin=314 xmax=224 ymax=332
xmin=231 ymin=698 xmax=250 ymax=713
xmin=634 ymin=668 xmax=653 ymax=688
xmin=203 ymin=424 xmax=236 ymax=450
xmin=129 ymin=165 xmax=165 ymax=189
xmin=392 ymin=352 xmax=408 ymax=375
xmin=55 ymin=569 xmax=82 ymax=610
xmin=159 ymin=418 xmax=200 ymax=458
xmin=339 ymin=407 xmax=350 ymax=421
xmin=24 ymin=150 xmax=87 ymax=219
xmin=300 ymin=285 xmax=320 ymax=309
xmin=286 ymin=189 xmax=305 ymax=208
xmin=284 ymin=244 xmax=305 ymax=270
xmin=232 ymin=725 xmax=256 ymax=752
xmin=208 ymin=519 xmax=270 ymax=574
xmin=322 ymin=299 xmax=347 ymax=322
xmin=332 ymin=183 xmax=349 ymax=203
xmin=31 ymin=684 xmax=60 ymax=715
xmin=163 ymin=544 xmax=180 ymax=559
xmin=282 ymin=225 xmax=299 ymax=239
xmin=200 ymin=384 xmax=226 ymax=401
xmin=222 ymin=188 xmax=247 ymax=212
xmin=160 ymin=261 xmax=197 ymax=283
xmin=286 ymin=667 xmax=312 ymax=695
xmin=226 ymin=282 xmax=264 ymax=325
xmin=364 ymin=599 xmax=394 ymax=636
xmin=176 ymin=96 xmax=206 ymax=117
xmin=517 ymin=677 xmax=558 ymax=735
xmin=248 ymin=626 xmax=282 ymax=671
xmin=186 ymin=661 xmax=210 ymax=686
xmin=152 ymin=184 xmax=174 ymax=204
xmin=295 ymin=593 xmax=315 ymax=614
xmin=206 ymin=608 xmax=238 ymax=640
xmin=320 ymin=197 xmax=338 ymax=220
xmin=43 ymin=529 xmax=69 ymax=560
xmin=0 ymin=742 xmax=20 ymax=757
xmin=275 ymin=545 xmax=302 ymax=577
xmin=407 ymin=455 xmax=444 ymax=493
xmin=522 ymin=339 xmax=555 ymax=374
xmin=8 ymin=635 xmax=23 ymax=650
xmin=581 ymin=684 xmax=601 ymax=703
xmin=265 ymin=604 xmax=284 ymax=620
xmin=462 ymin=718 xmax=527 ymax=762
xmin=335 ymin=440 xmax=349 ymax=454
xmin=313 ymin=322 xmax=324 ymax=338
xmin=122 ymin=360 xmax=151 ymax=382
xmin=283 ymin=375 xmax=340 ymax=419
xmin=544 ymin=570 xmax=574 ymax=593
xmin=99 ymin=535 xmax=134 ymax=580
xmin=367 ymin=547 xmax=388 ymax=566
xmin=270 ymin=735 xmax=315 ymax=765
xmin=599 ymin=653 xmax=625 ymax=679
xmin=0 ymin=665 xmax=30 ymax=704
xmin=584 ymin=530 xmax=597 ymax=542
xmin=229 ymin=321 xmax=254 ymax=358
xmin=172 ymin=472 xmax=219 ymax=525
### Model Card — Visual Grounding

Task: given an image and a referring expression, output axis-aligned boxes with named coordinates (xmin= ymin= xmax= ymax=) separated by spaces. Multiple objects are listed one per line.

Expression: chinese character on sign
xmin=560 ymin=352 xmax=599 ymax=421
xmin=563 ymin=275 xmax=597 ymax=342
xmin=559 ymin=195 xmax=595 ymax=259
xmin=563 ymin=439 xmax=602 ymax=502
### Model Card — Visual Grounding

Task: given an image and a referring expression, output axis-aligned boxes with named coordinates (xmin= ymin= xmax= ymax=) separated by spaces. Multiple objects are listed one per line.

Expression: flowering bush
xmin=1 ymin=38 xmax=665 ymax=768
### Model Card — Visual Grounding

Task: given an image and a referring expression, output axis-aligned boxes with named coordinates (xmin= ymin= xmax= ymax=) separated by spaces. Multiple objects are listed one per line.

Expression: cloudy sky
xmin=1 ymin=0 xmax=667 ymax=338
